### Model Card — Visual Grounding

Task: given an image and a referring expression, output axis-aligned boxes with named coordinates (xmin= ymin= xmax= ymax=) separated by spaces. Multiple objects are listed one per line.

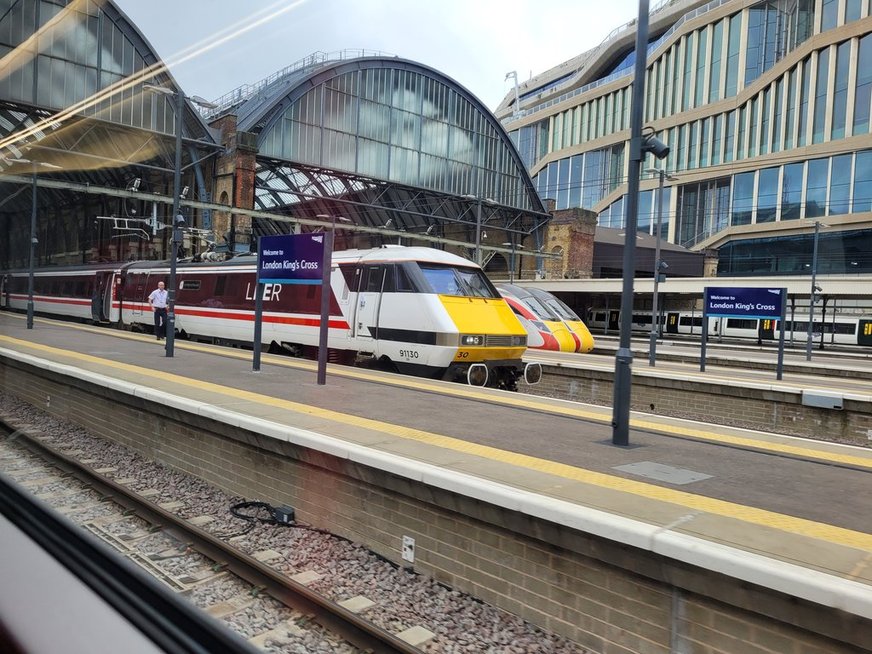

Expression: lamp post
xmin=806 ymin=220 xmax=823 ymax=361
xmin=502 ymin=241 xmax=523 ymax=283
xmin=611 ymin=0 xmax=670 ymax=446
xmin=463 ymin=195 xmax=494 ymax=265
xmin=644 ymin=168 xmax=677 ymax=367
xmin=144 ymin=84 xmax=217 ymax=357
xmin=8 ymin=158 xmax=61 ymax=329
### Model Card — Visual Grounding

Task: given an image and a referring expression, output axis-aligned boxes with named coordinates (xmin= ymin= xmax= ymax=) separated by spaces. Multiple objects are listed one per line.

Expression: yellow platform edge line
xmin=2 ymin=334 xmax=871 ymax=553
xmin=15 ymin=316 xmax=872 ymax=471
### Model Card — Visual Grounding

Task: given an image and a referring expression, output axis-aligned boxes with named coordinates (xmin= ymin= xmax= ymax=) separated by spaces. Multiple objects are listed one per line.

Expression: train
xmin=496 ymin=284 xmax=595 ymax=353
xmin=587 ymin=309 xmax=872 ymax=346
xmin=0 ymin=246 xmax=542 ymax=390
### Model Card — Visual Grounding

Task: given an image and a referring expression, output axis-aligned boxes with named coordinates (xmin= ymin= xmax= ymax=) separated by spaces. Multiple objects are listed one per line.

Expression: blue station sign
xmin=704 ymin=287 xmax=786 ymax=319
xmin=258 ymin=233 xmax=326 ymax=284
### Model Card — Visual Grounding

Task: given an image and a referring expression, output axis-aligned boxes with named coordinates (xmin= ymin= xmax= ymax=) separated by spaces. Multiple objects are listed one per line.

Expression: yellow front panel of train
xmin=544 ymin=320 xmax=576 ymax=352
xmin=565 ymin=319 xmax=595 ymax=353
xmin=440 ymin=295 xmax=527 ymax=361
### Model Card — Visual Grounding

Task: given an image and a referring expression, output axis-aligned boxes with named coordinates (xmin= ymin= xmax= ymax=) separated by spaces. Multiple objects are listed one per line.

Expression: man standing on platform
xmin=148 ymin=280 xmax=168 ymax=340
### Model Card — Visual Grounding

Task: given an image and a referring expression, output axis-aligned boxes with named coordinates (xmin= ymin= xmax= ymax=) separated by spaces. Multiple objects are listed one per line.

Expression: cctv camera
xmin=813 ymin=284 xmax=822 ymax=292
xmin=659 ymin=260 xmax=669 ymax=270
xmin=642 ymin=133 xmax=670 ymax=160
xmin=175 ymin=214 xmax=186 ymax=226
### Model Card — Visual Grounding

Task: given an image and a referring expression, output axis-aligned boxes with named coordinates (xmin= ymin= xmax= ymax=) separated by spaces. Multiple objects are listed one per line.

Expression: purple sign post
xmin=254 ymin=233 xmax=333 ymax=384
xmin=701 ymin=287 xmax=787 ymax=379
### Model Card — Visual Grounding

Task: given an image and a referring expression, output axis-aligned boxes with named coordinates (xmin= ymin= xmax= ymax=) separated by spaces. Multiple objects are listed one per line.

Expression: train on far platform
xmin=587 ymin=309 xmax=872 ymax=346
xmin=0 ymin=246 xmax=542 ymax=390
xmin=497 ymin=283 xmax=595 ymax=353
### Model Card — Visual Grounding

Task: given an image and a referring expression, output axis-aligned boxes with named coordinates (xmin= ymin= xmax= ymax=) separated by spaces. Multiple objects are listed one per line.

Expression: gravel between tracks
xmin=0 ymin=391 xmax=593 ymax=653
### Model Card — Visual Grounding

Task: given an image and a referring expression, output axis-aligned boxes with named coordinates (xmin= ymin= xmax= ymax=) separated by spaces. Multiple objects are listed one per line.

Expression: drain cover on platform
xmin=613 ymin=461 xmax=712 ymax=485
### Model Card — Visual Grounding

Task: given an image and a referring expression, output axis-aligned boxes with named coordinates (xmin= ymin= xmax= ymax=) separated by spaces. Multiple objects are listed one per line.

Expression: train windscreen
xmin=419 ymin=264 xmax=500 ymax=299
xmin=527 ymin=289 xmax=581 ymax=321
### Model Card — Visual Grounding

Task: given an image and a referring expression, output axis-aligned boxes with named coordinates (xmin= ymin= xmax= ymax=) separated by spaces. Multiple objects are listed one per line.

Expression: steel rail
xmin=0 ymin=419 xmax=421 ymax=654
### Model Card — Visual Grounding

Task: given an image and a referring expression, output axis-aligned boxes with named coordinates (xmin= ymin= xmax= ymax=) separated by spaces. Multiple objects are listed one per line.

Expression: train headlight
xmin=461 ymin=334 xmax=485 ymax=346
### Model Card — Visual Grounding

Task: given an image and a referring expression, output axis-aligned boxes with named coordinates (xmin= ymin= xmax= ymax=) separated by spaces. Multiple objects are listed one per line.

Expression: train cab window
xmin=381 ymin=266 xmax=396 ymax=292
xmin=395 ymin=265 xmax=415 ymax=292
xmin=421 ymin=266 xmax=461 ymax=295
xmin=362 ymin=265 xmax=385 ymax=292
xmin=456 ymin=269 xmax=496 ymax=298
xmin=180 ymin=280 xmax=201 ymax=291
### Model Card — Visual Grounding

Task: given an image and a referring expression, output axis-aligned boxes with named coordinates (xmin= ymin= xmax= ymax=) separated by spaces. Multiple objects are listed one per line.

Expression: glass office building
xmin=496 ymin=0 xmax=872 ymax=275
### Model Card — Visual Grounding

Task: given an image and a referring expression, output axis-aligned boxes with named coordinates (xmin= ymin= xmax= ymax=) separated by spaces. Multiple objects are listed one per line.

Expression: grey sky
xmin=114 ymin=0 xmax=639 ymax=110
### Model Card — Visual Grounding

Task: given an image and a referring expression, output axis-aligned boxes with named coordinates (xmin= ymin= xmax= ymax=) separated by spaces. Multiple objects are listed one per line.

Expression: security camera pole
xmin=166 ymin=88 xmax=184 ymax=358
xmin=806 ymin=220 xmax=821 ymax=361
xmin=612 ymin=0 xmax=652 ymax=446
xmin=646 ymin=167 xmax=675 ymax=367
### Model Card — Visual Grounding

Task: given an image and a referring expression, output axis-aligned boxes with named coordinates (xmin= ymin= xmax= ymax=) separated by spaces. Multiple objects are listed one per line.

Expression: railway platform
xmin=1 ymin=311 xmax=870 ymax=653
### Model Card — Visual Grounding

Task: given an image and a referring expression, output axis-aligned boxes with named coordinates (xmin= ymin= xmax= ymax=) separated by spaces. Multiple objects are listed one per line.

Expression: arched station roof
xmin=210 ymin=52 xmax=550 ymax=248
xmin=0 ymin=0 xmax=217 ymax=218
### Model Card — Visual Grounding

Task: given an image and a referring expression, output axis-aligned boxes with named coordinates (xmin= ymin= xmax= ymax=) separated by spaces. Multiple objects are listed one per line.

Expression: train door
xmin=859 ymin=319 xmax=872 ymax=346
xmin=666 ymin=312 xmax=680 ymax=334
xmin=91 ymin=271 xmax=114 ymax=322
xmin=759 ymin=318 xmax=776 ymax=341
xmin=607 ymin=310 xmax=620 ymax=332
xmin=352 ymin=264 xmax=384 ymax=342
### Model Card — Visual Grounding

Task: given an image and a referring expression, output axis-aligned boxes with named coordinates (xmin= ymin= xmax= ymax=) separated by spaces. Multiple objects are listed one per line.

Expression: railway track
xmin=0 ymin=418 xmax=422 ymax=654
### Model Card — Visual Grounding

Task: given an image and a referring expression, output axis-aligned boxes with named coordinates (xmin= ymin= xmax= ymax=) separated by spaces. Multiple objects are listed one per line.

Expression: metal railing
xmin=204 ymin=49 xmax=394 ymax=118
xmin=503 ymin=0 xmax=729 ymax=124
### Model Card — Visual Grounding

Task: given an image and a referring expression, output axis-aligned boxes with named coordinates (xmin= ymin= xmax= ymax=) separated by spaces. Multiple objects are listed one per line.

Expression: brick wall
xmin=1 ymin=357 xmax=868 ymax=653
xmin=522 ymin=363 xmax=872 ymax=446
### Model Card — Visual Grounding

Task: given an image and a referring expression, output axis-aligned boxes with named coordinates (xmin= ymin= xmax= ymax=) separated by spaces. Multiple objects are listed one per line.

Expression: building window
xmin=854 ymin=34 xmax=872 ymax=135
xmin=785 ymin=69 xmax=797 ymax=149
xmin=821 ymin=0 xmax=838 ymax=30
xmin=725 ymin=13 xmax=742 ymax=97
xmin=781 ymin=162 xmax=804 ymax=220
xmin=830 ymin=154 xmax=853 ymax=215
xmin=853 ymin=150 xmax=872 ymax=213
xmin=831 ymin=41 xmax=850 ymax=140
xmin=798 ymin=56 xmax=811 ymax=146
xmin=709 ymin=19 xmax=724 ymax=102
xmin=812 ymin=48 xmax=830 ymax=144
xmin=772 ymin=77 xmax=783 ymax=152
xmin=805 ymin=157 xmax=829 ymax=218
xmin=724 ymin=110 xmax=736 ymax=163
xmin=731 ymin=172 xmax=755 ymax=225
xmin=757 ymin=167 xmax=779 ymax=223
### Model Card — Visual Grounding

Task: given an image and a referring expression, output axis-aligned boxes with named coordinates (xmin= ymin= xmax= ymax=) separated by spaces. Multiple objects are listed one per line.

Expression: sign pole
xmin=700 ymin=288 xmax=708 ymax=373
xmin=253 ymin=236 xmax=263 ymax=371
xmin=776 ymin=289 xmax=786 ymax=380
xmin=316 ymin=230 xmax=334 ymax=386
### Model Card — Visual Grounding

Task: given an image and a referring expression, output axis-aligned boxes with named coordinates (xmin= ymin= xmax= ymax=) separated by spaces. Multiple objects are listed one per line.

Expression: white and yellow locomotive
xmin=2 ymin=246 xmax=541 ymax=390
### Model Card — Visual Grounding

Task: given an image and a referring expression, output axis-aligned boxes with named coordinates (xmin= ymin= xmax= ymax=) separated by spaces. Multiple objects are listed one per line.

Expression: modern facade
xmin=496 ymin=0 xmax=872 ymax=277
